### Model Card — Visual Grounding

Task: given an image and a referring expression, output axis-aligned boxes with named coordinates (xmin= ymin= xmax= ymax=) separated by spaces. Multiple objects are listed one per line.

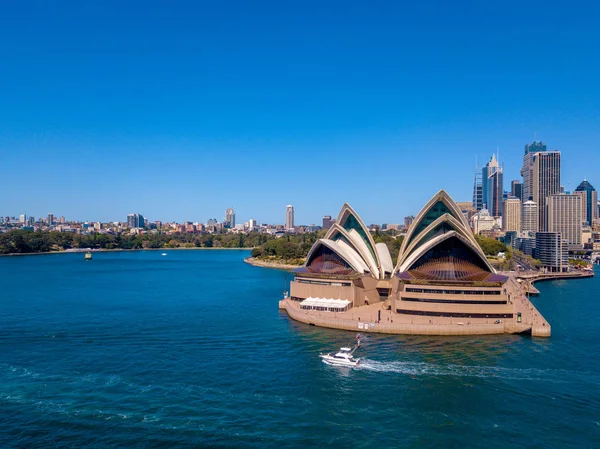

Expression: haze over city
xmin=1 ymin=1 xmax=598 ymax=224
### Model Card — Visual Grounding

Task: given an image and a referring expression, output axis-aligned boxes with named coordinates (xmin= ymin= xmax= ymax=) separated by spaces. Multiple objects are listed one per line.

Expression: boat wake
xmin=357 ymin=359 xmax=576 ymax=382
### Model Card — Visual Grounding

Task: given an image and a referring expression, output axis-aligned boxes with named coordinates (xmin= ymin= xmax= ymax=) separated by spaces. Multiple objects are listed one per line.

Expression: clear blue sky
xmin=1 ymin=1 xmax=599 ymax=225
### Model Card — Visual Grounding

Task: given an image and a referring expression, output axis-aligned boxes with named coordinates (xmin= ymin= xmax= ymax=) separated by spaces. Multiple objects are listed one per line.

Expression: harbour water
xmin=1 ymin=250 xmax=599 ymax=448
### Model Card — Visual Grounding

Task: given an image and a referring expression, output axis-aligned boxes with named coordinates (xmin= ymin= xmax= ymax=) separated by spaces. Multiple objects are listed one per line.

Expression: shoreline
xmin=244 ymin=257 xmax=301 ymax=270
xmin=0 ymin=247 xmax=253 ymax=257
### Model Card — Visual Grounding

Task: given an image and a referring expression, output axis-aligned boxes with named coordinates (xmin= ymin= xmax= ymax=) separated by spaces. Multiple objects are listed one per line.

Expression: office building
xmin=547 ymin=194 xmax=582 ymax=249
xmin=521 ymin=141 xmax=547 ymax=202
xmin=322 ymin=215 xmax=334 ymax=230
xmin=535 ymin=232 xmax=568 ymax=273
xmin=127 ymin=213 xmax=145 ymax=229
xmin=532 ymin=151 xmax=561 ymax=230
xmin=574 ymin=179 xmax=598 ymax=225
xmin=47 ymin=213 xmax=55 ymax=225
xmin=482 ymin=154 xmax=503 ymax=217
xmin=225 ymin=208 xmax=235 ymax=228
xmin=503 ymin=198 xmax=521 ymax=232
xmin=286 ymin=205 xmax=294 ymax=230
xmin=472 ymin=166 xmax=483 ymax=211
xmin=19 ymin=214 xmax=26 ymax=224
xmin=510 ymin=180 xmax=522 ymax=201
xmin=521 ymin=200 xmax=539 ymax=232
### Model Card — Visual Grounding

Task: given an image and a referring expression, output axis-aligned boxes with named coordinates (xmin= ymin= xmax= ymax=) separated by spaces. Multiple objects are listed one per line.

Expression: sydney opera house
xmin=281 ymin=191 xmax=550 ymax=337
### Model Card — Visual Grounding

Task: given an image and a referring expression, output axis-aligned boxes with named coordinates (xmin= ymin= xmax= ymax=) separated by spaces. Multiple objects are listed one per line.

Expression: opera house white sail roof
xmin=298 ymin=191 xmax=502 ymax=284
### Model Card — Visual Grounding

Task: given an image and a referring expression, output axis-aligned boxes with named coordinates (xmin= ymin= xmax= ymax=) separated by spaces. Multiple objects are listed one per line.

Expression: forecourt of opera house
xmin=279 ymin=190 xmax=551 ymax=337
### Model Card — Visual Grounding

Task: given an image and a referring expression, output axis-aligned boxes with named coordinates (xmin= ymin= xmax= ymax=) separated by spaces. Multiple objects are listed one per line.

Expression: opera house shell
xmin=285 ymin=190 xmax=550 ymax=336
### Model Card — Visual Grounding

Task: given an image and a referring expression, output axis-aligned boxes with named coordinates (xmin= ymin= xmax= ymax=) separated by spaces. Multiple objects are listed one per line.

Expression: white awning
xmin=300 ymin=297 xmax=352 ymax=309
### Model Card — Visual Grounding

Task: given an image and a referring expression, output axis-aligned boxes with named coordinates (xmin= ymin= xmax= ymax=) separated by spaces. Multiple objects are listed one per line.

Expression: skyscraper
xmin=502 ymin=198 xmax=521 ymax=232
xmin=47 ymin=213 xmax=55 ymax=225
xmin=482 ymin=154 xmax=503 ymax=217
xmin=225 ymin=208 xmax=235 ymax=228
xmin=547 ymin=194 xmax=582 ymax=249
xmin=510 ymin=180 xmax=522 ymax=201
xmin=521 ymin=141 xmax=547 ymax=202
xmin=286 ymin=205 xmax=294 ymax=230
xmin=521 ymin=200 xmax=539 ymax=232
xmin=322 ymin=215 xmax=334 ymax=230
xmin=532 ymin=151 xmax=561 ymax=231
xmin=574 ymin=179 xmax=598 ymax=225
xmin=19 ymin=214 xmax=26 ymax=224
xmin=472 ymin=165 xmax=483 ymax=211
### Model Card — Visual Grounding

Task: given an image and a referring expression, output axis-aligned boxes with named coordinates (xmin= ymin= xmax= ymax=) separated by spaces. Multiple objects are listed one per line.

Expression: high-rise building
xmin=574 ymin=179 xmax=598 ymax=225
xmin=225 ymin=208 xmax=235 ymax=228
xmin=127 ymin=213 xmax=145 ymax=229
xmin=535 ymin=232 xmax=568 ymax=273
xmin=404 ymin=215 xmax=415 ymax=229
xmin=19 ymin=214 xmax=26 ymax=224
xmin=248 ymin=218 xmax=256 ymax=230
xmin=482 ymin=154 xmax=503 ymax=217
xmin=521 ymin=141 xmax=547 ymax=202
xmin=547 ymin=194 xmax=582 ymax=249
xmin=472 ymin=165 xmax=483 ymax=211
xmin=47 ymin=213 xmax=55 ymax=225
xmin=59 ymin=216 xmax=66 ymax=224
xmin=322 ymin=215 xmax=334 ymax=230
xmin=286 ymin=205 xmax=294 ymax=230
xmin=521 ymin=200 xmax=539 ymax=232
xmin=532 ymin=151 xmax=561 ymax=231
xmin=510 ymin=180 xmax=522 ymax=201
xmin=502 ymin=198 xmax=521 ymax=232
xmin=27 ymin=216 xmax=35 ymax=226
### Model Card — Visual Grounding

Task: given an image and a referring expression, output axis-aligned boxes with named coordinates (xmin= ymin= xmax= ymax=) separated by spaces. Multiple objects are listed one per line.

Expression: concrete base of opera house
xmin=278 ymin=288 xmax=552 ymax=338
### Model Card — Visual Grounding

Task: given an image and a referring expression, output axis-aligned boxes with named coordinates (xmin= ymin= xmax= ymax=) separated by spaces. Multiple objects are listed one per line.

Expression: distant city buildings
xmin=521 ymin=140 xmax=547 ymax=203
xmin=322 ymin=215 xmax=334 ymax=230
xmin=404 ymin=215 xmax=415 ymax=229
xmin=286 ymin=205 xmax=294 ymax=230
xmin=482 ymin=153 xmax=503 ymax=217
xmin=472 ymin=164 xmax=484 ymax=211
xmin=536 ymin=232 xmax=569 ymax=273
xmin=574 ymin=179 xmax=598 ymax=225
xmin=511 ymin=180 xmax=522 ymax=201
xmin=127 ymin=213 xmax=145 ymax=229
xmin=225 ymin=208 xmax=235 ymax=228
xmin=547 ymin=194 xmax=582 ymax=250
xmin=502 ymin=198 xmax=521 ymax=232
xmin=521 ymin=200 xmax=539 ymax=232
xmin=47 ymin=213 xmax=55 ymax=225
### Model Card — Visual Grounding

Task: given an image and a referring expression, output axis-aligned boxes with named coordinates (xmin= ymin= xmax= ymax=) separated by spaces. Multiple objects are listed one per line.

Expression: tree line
xmin=0 ymin=229 xmax=277 ymax=255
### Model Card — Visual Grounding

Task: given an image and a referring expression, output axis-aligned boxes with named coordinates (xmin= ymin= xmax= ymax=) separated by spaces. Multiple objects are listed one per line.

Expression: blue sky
xmin=1 ymin=1 xmax=599 ymax=225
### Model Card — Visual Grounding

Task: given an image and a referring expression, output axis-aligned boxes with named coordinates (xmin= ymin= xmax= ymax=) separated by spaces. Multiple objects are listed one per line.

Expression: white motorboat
xmin=161 ymin=253 xmax=167 ymax=256
xmin=320 ymin=346 xmax=360 ymax=367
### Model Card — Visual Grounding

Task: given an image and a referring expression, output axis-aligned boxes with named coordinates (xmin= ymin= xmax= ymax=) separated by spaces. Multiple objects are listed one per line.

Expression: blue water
xmin=1 ymin=250 xmax=599 ymax=448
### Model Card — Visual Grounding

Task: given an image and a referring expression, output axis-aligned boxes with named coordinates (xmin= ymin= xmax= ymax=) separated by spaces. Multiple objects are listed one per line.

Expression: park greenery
xmin=250 ymin=229 xmax=405 ymax=265
xmin=0 ymin=229 xmax=275 ymax=255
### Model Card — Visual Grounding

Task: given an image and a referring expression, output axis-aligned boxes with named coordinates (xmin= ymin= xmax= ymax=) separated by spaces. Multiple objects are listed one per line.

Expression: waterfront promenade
xmin=280 ymin=274 xmax=551 ymax=337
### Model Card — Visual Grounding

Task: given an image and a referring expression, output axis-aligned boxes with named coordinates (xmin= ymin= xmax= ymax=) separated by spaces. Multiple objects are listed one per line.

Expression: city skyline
xmin=1 ymin=2 xmax=599 ymax=224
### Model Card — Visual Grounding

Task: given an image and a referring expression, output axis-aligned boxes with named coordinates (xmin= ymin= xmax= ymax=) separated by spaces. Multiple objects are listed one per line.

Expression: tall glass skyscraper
xmin=574 ymin=179 xmax=598 ymax=225
xmin=482 ymin=154 xmax=503 ymax=217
